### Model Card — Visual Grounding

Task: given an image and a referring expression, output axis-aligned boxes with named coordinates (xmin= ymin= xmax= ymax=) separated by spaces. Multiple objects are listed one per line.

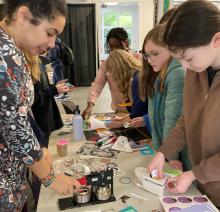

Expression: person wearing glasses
xmin=139 ymin=24 xmax=191 ymax=171
xmin=148 ymin=0 xmax=220 ymax=207
xmin=81 ymin=27 xmax=141 ymax=119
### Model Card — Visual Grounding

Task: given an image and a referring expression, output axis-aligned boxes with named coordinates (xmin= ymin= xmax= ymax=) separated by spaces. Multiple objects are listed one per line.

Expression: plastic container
xmin=72 ymin=106 xmax=84 ymax=141
xmin=56 ymin=139 xmax=68 ymax=157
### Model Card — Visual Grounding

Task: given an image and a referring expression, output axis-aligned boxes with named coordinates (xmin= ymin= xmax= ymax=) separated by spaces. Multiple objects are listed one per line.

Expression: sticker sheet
xmin=160 ymin=195 xmax=218 ymax=212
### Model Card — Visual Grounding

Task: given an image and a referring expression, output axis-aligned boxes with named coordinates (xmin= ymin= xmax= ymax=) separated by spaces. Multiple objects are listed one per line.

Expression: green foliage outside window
xmin=103 ymin=12 xmax=133 ymax=54
xmin=119 ymin=13 xmax=132 ymax=27
xmin=104 ymin=12 xmax=117 ymax=26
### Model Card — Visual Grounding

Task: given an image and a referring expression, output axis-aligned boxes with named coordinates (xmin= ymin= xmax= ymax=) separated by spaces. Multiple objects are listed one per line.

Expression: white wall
xmin=138 ymin=0 xmax=154 ymax=49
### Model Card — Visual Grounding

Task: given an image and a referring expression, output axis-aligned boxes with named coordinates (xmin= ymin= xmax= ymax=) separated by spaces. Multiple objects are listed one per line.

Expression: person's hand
xmin=56 ymin=79 xmax=68 ymax=84
xmin=148 ymin=152 xmax=165 ymax=179
xmin=55 ymin=83 xmax=69 ymax=94
xmin=49 ymin=174 xmax=81 ymax=195
xmin=81 ymin=103 xmax=94 ymax=120
xmin=169 ymin=160 xmax=183 ymax=171
xmin=42 ymin=148 xmax=53 ymax=167
xmin=105 ymin=120 xmax=123 ymax=129
xmin=166 ymin=171 xmax=196 ymax=194
xmin=112 ymin=114 xmax=130 ymax=123
xmin=129 ymin=117 xmax=145 ymax=128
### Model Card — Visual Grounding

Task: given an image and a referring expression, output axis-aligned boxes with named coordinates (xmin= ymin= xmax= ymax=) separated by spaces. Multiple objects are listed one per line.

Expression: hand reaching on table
xmin=105 ymin=119 xmax=123 ymax=129
xmin=105 ymin=114 xmax=131 ymax=128
xmin=166 ymin=171 xmax=196 ymax=194
xmin=82 ymin=102 xmax=94 ymax=120
xmin=169 ymin=160 xmax=183 ymax=171
xmin=112 ymin=114 xmax=130 ymax=123
xmin=148 ymin=152 xmax=165 ymax=179
xmin=49 ymin=174 xmax=81 ymax=195
xmin=129 ymin=116 xmax=145 ymax=128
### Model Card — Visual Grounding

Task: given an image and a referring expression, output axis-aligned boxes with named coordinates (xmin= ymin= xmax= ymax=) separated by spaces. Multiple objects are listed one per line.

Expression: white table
xmin=37 ymin=126 xmax=201 ymax=212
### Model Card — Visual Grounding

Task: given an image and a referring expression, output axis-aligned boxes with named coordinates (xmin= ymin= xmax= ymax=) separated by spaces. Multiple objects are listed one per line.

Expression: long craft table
xmin=37 ymin=125 xmax=201 ymax=212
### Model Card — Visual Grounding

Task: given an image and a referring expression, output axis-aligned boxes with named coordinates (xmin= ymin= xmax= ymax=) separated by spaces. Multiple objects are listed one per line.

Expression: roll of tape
xmin=119 ymin=176 xmax=132 ymax=184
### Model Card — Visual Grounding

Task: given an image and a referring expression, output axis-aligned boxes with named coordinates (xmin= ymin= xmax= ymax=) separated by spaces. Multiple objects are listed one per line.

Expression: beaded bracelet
xmin=41 ymin=167 xmax=56 ymax=187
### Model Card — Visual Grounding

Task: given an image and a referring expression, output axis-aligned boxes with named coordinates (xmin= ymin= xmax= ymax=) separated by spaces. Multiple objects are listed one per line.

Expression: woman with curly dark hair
xmin=0 ymin=1 xmax=80 ymax=211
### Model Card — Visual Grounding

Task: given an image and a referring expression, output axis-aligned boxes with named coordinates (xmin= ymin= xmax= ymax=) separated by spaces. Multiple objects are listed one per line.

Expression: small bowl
xmin=95 ymin=186 xmax=111 ymax=201
xmin=73 ymin=186 xmax=91 ymax=204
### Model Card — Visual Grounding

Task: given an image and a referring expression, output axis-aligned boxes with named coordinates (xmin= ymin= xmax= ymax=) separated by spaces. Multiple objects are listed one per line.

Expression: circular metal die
xmin=119 ymin=176 xmax=132 ymax=184
xmin=73 ymin=185 xmax=91 ymax=204
xmin=95 ymin=186 xmax=111 ymax=201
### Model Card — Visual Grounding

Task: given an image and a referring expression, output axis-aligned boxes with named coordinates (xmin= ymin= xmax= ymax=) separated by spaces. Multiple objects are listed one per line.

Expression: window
xmin=100 ymin=3 xmax=139 ymax=59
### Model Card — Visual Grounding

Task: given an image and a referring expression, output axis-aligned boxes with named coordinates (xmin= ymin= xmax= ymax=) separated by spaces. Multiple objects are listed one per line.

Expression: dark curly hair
xmin=106 ymin=27 xmax=128 ymax=44
xmin=3 ymin=0 xmax=67 ymax=25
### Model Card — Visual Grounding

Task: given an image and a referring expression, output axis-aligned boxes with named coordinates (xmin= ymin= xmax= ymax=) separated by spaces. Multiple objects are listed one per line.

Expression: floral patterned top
xmin=0 ymin=28 xmax=43 ymax=210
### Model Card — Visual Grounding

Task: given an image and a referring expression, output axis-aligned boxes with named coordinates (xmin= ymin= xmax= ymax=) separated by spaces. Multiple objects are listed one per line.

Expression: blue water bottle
xmin=72 ymin=106 xmax=84 ymax=141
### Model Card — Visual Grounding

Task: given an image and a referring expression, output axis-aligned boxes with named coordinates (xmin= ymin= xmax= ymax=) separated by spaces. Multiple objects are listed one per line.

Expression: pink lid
xmin=57 ymin=140 xmax=69 ymax=146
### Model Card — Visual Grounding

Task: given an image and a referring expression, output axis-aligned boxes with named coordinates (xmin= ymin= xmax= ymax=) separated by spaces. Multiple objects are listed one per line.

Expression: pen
xmin=102 ymin=137 xmax=117 ymax=146
xmin=100 ymin=143 xmax=114 ymax=149
xmin=97 ymin=136 xmax=109 ymax=143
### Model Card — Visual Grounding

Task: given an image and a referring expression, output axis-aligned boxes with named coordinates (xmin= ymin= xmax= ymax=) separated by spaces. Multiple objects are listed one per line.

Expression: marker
xmin=102 ymin=137 xmax=117 ymax=146
xmin=97 ymin=136 xmax=109 ymax=143
xmin=100 ymin=143 xmax=114 ymax=149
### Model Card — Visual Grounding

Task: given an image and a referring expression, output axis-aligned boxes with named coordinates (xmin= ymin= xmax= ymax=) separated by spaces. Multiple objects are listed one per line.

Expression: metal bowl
xmin=95 ymin=186 xmax=111 ymax=201
xmin=73 ymin=185 xmax=91 ymax=204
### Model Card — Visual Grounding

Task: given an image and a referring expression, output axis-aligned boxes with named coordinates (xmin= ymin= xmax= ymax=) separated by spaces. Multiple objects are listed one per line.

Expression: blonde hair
xmin=24 ymin=52 xmax=41 ymax=83
xmin=106 ymin=49 xmax=142 ymax=101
